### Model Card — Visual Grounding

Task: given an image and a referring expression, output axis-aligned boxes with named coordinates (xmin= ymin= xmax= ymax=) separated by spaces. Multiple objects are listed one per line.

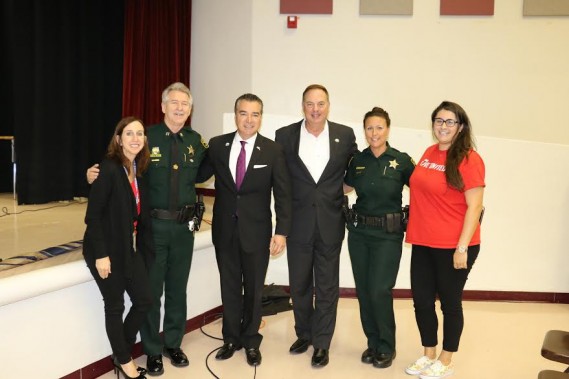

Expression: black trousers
xmin=287 ymin=227 xmax=342 ymax=350
xmin=88 ymin=252 xmax=152 ymax=364
xmin=215 ymin=225 xmax=269 ymax=349
xmin=410 ymin=244 xmax=479 ymax=352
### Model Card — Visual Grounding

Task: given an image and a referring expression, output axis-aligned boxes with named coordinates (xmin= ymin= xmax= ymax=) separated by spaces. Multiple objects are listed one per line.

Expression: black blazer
xmin=204 ymin=132 xmax=292 ymax=252
xmin=275 ymin=120 xmax=357 ymax=244
xmin=83 ymin=158 xmax=154 ymax=277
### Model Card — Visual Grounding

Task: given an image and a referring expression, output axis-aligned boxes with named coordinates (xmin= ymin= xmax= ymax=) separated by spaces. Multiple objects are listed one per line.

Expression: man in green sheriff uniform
xmin=87 ymin=82 xmax=209 ymax=376
xmin=343 ymin=107 xmax=415 ymax=370
xmin=140 ymin=82 xmax=211 ymax=376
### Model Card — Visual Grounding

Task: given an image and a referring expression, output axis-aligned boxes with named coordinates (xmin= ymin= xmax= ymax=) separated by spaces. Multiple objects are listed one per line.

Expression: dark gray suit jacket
xmin=275 ymin=120 xmax=357 ymax=244
xmin=205 ymin=132 xmax=292 ymax=252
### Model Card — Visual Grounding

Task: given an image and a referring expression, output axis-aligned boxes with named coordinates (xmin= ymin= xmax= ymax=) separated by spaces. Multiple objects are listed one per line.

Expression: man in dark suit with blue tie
xmin=275 ymin=84 xmax=357 ymax=367
xmin=201 ymin=93 xmax=292 ymax=366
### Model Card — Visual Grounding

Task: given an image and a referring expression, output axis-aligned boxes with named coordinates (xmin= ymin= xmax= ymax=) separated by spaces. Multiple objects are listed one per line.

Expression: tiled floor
xmin=1 ymin=193 xmax=569 ymax=379
xmin=92 ymin=298 xmax=569 ymax=379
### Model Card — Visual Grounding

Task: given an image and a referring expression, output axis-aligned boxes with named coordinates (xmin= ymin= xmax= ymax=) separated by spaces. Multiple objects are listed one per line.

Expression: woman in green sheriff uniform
xmin=344 ymin=106 xmax=415 ymax=369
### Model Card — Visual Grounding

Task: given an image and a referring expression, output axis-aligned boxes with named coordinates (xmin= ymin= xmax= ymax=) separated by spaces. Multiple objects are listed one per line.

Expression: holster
xmin=192 ymin=194 xmax=206 ymax=231
xmin=176 ymin=204 xmax=195 ymax=224
xmin=401 ymin=205 xmax=409 ymax=232
xmin=342 ymin=196 xmax=351 ymax=223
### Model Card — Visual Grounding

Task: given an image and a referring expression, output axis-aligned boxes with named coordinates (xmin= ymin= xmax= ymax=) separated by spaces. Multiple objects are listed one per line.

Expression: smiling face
xmin=118 ymin=120 xmax=145 ymax=161
xmin=364 ymin=116 xmax=390 ymax=156
xmin=235 ymin=99 xmax=262 ymax=140
xmin=433 ymin=109 xmax=463 ymax=150
xmin=161 ymin=90 xmax=192 ymax=132
xmin=302 ymin=88 xmax=330 ymax=129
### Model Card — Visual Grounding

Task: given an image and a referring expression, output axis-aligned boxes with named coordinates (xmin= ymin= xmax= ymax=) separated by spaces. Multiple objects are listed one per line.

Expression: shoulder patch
xmin=201 ymin=137 xmax=209 ymax=148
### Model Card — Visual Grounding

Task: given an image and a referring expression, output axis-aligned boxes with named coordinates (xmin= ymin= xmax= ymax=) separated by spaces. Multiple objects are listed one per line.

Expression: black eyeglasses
xmin=433 ymin=118 xmax=459 ymax=127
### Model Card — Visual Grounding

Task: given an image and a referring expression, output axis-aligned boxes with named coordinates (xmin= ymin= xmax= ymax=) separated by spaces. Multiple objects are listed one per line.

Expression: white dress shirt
xmin=298 ymin=120 xmax=330 ymax=183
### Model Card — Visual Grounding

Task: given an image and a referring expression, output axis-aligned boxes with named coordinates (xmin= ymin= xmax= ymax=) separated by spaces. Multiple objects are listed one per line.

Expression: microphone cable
xmin=200 ymin=313 xmax=261 ymax=379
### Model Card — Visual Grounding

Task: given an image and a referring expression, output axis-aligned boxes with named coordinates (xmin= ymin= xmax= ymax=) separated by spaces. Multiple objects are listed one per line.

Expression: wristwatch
xmin=457 ymin=245 xmax=468 ymax=254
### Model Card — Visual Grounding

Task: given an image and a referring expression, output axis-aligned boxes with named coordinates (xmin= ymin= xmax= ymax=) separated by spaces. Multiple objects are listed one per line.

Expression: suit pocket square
xmin=253 ymin=164 xmax=267 ymax=169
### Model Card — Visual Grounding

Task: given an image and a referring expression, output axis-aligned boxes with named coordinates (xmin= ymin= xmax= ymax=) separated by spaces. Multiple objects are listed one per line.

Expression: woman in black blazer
xmin=83 ymin=116 xmax=154 ymax=379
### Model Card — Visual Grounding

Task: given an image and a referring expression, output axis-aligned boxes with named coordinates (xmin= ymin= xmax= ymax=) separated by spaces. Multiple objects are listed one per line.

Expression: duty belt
xmin=151 ymin=206 xmax=194 ymax=220
xmin=356 ymin=214 xmax=385 ymax=228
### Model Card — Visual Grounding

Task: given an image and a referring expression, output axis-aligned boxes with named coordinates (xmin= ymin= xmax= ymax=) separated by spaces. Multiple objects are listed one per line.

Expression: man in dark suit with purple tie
xmin=200 ymin=93 xmax=292 ymax=367
xmin=275 ymin=84 xmax=357 ymax=367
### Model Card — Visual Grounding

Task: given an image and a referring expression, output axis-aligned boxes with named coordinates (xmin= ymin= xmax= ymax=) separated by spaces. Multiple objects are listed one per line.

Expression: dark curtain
xmin=122 ymin=0 xmax=192 ymax=125
xmin=2 ymin=0 xmax=124 ymax=204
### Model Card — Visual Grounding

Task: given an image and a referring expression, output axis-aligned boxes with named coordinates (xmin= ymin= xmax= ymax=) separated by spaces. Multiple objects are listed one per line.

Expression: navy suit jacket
xmin=275 ymin=120 xmax=357 ymax=244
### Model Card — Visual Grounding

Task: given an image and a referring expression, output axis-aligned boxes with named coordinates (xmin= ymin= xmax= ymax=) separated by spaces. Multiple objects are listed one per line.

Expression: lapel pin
xmin=225 ymin=142 xmax=230 ymax=146
xmin=256 ymin=146 xmax=261 ymax=150
xmin=335 ymin=138 xmax=340 ymax=143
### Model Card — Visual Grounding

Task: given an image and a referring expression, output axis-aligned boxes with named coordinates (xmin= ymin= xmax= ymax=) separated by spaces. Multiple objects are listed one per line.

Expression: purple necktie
xmin=235 ymin=140 xmax=246 ymax=190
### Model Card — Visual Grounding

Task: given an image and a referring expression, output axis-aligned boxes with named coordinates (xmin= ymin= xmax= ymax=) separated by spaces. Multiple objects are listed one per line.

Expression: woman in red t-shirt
xmin=404 ymin=101 xmax=485 ymax=379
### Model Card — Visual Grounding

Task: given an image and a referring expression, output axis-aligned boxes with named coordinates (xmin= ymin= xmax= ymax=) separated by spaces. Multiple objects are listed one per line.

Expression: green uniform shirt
xmin=146 ymin=123 xmax=208 ymax=210
xmin=345 ymin=143 xmax=415 ymax=237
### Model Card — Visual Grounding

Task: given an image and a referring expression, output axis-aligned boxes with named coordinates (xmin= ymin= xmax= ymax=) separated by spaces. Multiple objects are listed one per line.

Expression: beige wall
xmin=192 ymin=0 xmax=569 ymax=293
xmin=192 ymin=0 xmax=569 ymax=145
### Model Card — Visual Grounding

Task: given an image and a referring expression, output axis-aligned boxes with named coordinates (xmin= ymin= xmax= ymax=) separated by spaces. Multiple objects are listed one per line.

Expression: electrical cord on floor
xmin=201 ymin=312 xmax=259 ymax=379
xmin=0 ymin=199 xmax=87 ymax=218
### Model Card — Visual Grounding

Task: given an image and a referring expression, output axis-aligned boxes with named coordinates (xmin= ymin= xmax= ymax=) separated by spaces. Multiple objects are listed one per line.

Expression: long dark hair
xmin=431 ymin=101 xmax=475 ymax=190
xmin=106 ymin=116 xmax=150 ymax=176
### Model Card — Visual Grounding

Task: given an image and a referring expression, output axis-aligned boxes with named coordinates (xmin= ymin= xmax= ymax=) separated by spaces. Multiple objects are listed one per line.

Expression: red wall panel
xmin=440 ymin=0 xmax=494 ymax=15
xmin=280 ymin=0 xmax=333 ymax=14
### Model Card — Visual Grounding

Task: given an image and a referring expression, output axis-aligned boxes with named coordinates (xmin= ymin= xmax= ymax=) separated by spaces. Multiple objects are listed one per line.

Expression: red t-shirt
xmin=405 ymin=144 xmax=485 ymax=248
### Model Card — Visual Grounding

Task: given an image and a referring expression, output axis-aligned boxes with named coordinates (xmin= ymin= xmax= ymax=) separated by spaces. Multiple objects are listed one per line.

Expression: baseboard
xmin=338 ymin=287 xmax=569 ymax=303
xmin=196 ymin=187 xmax=215 ymax=197
xmin=61 ymin=305 xmax=223 ymax=379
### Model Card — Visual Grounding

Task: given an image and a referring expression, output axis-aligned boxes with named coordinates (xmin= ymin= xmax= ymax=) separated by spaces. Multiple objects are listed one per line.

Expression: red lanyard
xmin=125 ymin=162 xmax=140 ymax=232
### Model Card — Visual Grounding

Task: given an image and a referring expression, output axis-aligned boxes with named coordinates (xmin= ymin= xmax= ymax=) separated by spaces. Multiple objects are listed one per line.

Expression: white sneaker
xmin=405 ymin=356 xmax=435 ymax=375
xmin=419 ymin=360 xmax=454 ymax=378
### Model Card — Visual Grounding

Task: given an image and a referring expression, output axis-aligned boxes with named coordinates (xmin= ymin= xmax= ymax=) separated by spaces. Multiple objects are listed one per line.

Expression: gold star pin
xmin=187 ymin=145 xmax=195 ymax=156
xmin=389 ymin=159 xmax=399 ymax=169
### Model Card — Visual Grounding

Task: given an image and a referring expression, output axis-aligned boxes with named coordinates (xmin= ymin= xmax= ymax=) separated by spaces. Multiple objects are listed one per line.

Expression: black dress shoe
xmin=163 ymin=348 xmax=189 ymax=367
xmin=373 ymin=351 xmax=396 ymax=368
xmin=311 ymin=348 xmax=329 ymax=367
xmin=245 ymin=348 xmax=262 ymax=366
xmin=289 ymin=338 xmax=311 ymax=354
xmin=215 ymin=343 xmax=242 ymax=360
xmin=146 ymin=355 xmax=164 ymax=376
xmin=361 ymin=348 xmax=376 ymax=364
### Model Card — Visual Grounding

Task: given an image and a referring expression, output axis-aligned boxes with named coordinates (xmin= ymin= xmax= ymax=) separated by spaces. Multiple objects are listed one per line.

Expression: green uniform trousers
xmin=348 ymin=230 xmax=402 ymax=354
xmin=140 ymin=219 xmax=195 ymax=355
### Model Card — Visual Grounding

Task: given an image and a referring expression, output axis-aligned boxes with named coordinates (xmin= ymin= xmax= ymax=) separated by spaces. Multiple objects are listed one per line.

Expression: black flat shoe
xmin=289 ymin=338 xmax=311 ymax=354
xmin=311 ymin=348 xmax=329 ymax=367
xmin=361 ymin=348 xmax=375 ymax=364
xmin=373 ymin=351 xmax=396 ymax=368
xmin=163 ymin=348 xmax=189 ymax=367
xmin=245 ymin=348 xmax=262 ymax=366
xmin=146 ymin=355 xmax=164 ymax=376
